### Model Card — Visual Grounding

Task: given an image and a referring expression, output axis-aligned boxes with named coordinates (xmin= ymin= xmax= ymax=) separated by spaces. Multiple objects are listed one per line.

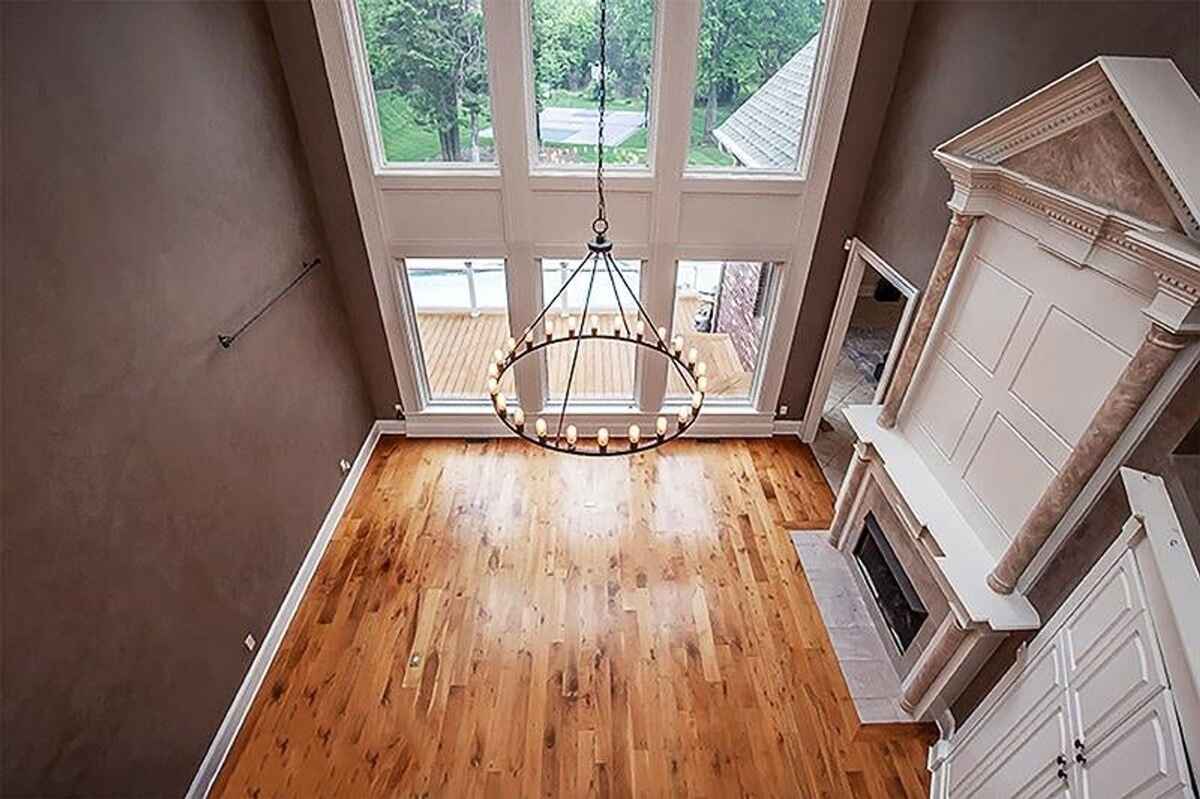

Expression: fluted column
xmin=987 ymin=324 xmax=1190 ymax=594
xmin=899 ymin=615 xmax=967 ymax=714
xmin=879 ymin=212 xmax=978 ymax=429
xmin=828 ymin=442 xmax=873 ymax=547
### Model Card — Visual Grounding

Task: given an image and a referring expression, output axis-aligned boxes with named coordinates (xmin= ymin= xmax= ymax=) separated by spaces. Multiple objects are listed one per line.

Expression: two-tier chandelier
xmin=486 ymin=0 xmax=704 ymax=456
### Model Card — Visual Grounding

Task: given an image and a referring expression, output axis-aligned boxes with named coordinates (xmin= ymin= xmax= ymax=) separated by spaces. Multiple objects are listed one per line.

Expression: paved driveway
xmin=483 ymin=106 xmax=646 ymax=147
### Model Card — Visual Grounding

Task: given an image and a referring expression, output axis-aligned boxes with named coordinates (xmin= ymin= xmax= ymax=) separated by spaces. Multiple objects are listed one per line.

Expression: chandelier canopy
xmin=486 ymin=0 xmax=704 ymax=456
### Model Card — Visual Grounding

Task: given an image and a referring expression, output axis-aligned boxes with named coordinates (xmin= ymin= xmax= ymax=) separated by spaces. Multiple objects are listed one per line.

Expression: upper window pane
xmin=531 ymin=0 xmax=654 ymax=167
xmin=687 ymin=0 xmax=825 ymax=170
xmin=356 ymin=0 xmax=495 ymax=164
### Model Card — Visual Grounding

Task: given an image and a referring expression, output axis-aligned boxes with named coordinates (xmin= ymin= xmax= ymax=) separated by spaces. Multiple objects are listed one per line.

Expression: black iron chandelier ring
xmin=488 ymin=327 xmax=707 ymax=457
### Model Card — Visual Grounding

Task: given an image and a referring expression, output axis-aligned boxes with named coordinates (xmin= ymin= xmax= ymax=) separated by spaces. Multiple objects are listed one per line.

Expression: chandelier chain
xmin=593 ymin=0 xmax=608 ymax=234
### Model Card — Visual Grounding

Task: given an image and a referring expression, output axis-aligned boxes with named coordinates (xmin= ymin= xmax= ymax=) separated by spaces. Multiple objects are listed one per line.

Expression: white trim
xmin=772 ymin=419 xmax=804 ymax=436
xmin=186 ymin=423 xmax=386 ymax=799
xmin=401 ymin=405 xmax=776 ymax=438
xmin=1124 ymin=468 xmax=1200 ymax=790
xmin=1019 ymin=339 xmax=1200 ymax=590
xmin=799 ymin=237 xmax=919 ymax=442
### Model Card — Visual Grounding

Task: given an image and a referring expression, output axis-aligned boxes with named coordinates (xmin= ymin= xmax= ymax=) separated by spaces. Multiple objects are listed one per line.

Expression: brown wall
xmin=1 ymin=3 xmax=374 ymax=796
xmin=778 ymin=0 xmax=1200 ymax=417
xmin=266 ymin=2 xmax=402 ymax=419
xmin=776 ymin=0 xmax=914 ymax=419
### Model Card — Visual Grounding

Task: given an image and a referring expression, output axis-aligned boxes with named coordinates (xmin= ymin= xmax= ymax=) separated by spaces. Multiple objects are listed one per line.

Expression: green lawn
xmin=373 ymin=87 xmax=735 ymax=167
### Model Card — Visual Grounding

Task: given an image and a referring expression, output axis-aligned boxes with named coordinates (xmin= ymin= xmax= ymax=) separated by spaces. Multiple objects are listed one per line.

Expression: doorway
xmin=802 ymin=238 xmax=919 ymax=491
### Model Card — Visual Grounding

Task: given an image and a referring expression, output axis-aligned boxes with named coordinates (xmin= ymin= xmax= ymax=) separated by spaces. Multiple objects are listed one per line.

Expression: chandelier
xmin=486 ymin=0 xmax=705 ymax=456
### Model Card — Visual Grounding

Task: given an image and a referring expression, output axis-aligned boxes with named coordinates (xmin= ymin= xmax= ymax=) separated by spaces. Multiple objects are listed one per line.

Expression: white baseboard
xmin=186 ymin=421 xmax=386 ymax=798
xmin=773 ymin=419 xmax=805 ymax=436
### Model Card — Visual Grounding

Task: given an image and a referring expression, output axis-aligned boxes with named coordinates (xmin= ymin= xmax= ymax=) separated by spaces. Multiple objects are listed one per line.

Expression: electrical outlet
xmin=244 ymin=633 xmax=256 ymax=652
xmin=778 ymin=404 xmax=789 ymax=416
xmin=339 ymin=458 xmax=351 ymax=474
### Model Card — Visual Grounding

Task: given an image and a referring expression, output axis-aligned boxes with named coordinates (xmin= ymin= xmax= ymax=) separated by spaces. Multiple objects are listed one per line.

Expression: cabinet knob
xmin=1075 ymin=753 xmax=1087 ymax=766
xmin=1056 ymin=755 xmax=1067 ymax=766
xmin=1057 ymin=768 xmax=1068 ymax=780
xmin=1074 ymin=738 xmax=1085 ymax=750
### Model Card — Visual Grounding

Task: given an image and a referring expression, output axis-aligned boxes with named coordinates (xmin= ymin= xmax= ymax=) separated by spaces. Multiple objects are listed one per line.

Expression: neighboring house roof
xmin=713 ymin=35 xmax=820 ymax=170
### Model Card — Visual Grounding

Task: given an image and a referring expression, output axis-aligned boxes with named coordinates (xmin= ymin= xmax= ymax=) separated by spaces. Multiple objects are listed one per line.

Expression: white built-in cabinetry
xmin=932 ymin=547 xmax=1192 ymax=797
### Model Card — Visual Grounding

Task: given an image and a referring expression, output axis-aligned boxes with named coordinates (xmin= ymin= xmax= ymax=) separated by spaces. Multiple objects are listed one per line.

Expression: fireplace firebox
xmin=853 ymin=512 xmax=928 ymax=653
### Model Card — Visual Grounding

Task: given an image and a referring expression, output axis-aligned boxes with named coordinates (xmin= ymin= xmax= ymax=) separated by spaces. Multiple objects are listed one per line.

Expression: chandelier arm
xmin=601 ymin=253 xmax=634 ymax=338
xmin=517 ymin=251 xmax=594 ymax=345
xmin=594 ymin=0 xmax=608 ymax=229
xmin=554 ymin=252 xmax=601 ymax=443
xmin=604 ymin=251 xmax=696 ymax=392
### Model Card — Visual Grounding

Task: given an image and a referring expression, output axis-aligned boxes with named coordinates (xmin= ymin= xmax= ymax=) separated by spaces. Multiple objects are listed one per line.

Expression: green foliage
xmin=357 ymin=0 xmax=489 ymax=161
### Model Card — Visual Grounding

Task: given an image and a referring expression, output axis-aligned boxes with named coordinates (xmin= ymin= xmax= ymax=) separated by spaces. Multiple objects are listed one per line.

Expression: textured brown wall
xmin=856 ymin=0 xmax=1200 ymax=289
xmin=1 ymin=2 xmax=374 ymax=796
xmin=776 ymin=0 xmax=914 ymax=419
xmin=266 ymin=2 xmax=402 ymax=419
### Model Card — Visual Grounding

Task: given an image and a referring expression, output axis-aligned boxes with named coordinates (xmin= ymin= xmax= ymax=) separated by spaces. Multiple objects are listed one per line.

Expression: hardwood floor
xmin=213 ymin=438 xmax=932 ymax=798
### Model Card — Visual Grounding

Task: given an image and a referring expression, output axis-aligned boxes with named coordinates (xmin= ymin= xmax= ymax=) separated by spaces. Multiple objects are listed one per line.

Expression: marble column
xmin=899 ymin=615 xmax=967 ymax=714
xmin=987 ymin=324 xmax=1190 ymax=594
xmin=828 ymin=442 xmax=873 ymax=547
xmin=879 ymin=213 xmax=978 ymax=429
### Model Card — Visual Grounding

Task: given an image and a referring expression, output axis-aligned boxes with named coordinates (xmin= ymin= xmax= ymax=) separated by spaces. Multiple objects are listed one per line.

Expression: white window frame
xmin=313 ymin=0 xmax=871 ymax=437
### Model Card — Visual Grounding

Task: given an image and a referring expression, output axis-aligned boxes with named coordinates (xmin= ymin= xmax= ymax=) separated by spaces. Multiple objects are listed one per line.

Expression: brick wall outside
xmin=714 ymin=262 xmax=765 ymax=371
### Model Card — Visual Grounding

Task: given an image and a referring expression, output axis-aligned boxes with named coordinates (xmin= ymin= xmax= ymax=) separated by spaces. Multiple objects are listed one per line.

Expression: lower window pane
xmin=668 ymin=260 xmax=775 ymax=399
xmin=403 ymin=258 xmax=515 ymax=400
xmin=541 ymin=258 xmax=641 ymax=402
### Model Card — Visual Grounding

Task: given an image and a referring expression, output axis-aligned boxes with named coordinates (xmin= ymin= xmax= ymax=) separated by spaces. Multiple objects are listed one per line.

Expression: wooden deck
xmin=416 ymin=295 xmax=753 ymax=400
xmin=213 ymin=437 xmax=933 ymax=797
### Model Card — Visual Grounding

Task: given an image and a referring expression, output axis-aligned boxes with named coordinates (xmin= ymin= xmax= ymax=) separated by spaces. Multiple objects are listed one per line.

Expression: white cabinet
xmin=935 ymin=550 xmax=1192 ymax=798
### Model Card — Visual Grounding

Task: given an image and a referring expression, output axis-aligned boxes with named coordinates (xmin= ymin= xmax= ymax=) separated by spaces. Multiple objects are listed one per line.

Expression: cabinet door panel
xmin=950 ymin=639 xmax=1067 ymax=796
xmin=1063 ymin=551 xmax=1146 ymax=674
xmin=1069 ymin=610 xmax=1168 ymax=745
xmin=1076 ymin=691 xmax=1190 ymax=799
xmin=958 ymin=697 xmax=1073 ymax=799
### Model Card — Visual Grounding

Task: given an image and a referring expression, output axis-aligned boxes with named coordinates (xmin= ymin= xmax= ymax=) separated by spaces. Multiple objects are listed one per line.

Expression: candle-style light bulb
xmin=566 ymin=424 xmax=578 ymax=448
xmin=512 ymin=407 xmax=525 ymax=430
xmin=524 ymin=330 xmax=535 ymax=349
xmin=568 ymin=316 xmax=578 ymax=336
xmin=678 ymin=407 xmax=691 ymax=427
xmin=590 ymin=315 xmax=599 ymax=335
xmin=656 ymin=416 xmax=668 ymax=439
xmin=687 ymin=347 xmax=699 ymax=367
xmin=505 ymin=336 xmax=517 ymax=353
xmin=545 ymin=319 xmax=554 ymax=340
xmin=635 ymin=320 xmax=645 ymax=340
xmin=487 ymin=377 xmax=500 ymax=396
xmin=535 ymin=417 xmax=548 ymax=439
xmin=488 ymin=362 xmax=500 ymax=379
xmin=695 ymin=361 xmax=707 ymax=377
xmin=597 ymin=427 xmax=610 ymax=451
xmin=698 ymin=375 xmax=708 ymax=393
xmin=657 ymin=326 xmax=668 ymax=346
xmin=671 ymin=336 xmax=684 ymax=356
xmin=613 ymin=319 xmax=623 ymax=337
xmin=628 ymin=424 xmax=641 ymax=447
xmin=494 ymin=348 xmax=506 ymax=364
xmin=495 ymin=393 xmax=507 ymax=416
xmin=691 ymin=391 xmax=703 ymax=410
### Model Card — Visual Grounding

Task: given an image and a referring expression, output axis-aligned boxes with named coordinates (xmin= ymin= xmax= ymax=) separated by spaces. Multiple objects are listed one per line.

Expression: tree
xmin=359 ymin=0 xmax=489 ymax=162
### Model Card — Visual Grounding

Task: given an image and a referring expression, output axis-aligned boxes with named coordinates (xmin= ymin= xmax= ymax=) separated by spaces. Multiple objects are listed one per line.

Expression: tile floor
xmin=791 ymin=531 xmax=912 ymax=724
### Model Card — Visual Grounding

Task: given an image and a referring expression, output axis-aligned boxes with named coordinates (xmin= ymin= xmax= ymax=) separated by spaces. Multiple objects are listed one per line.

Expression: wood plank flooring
xmin=213 ymin=438 xmax=932 ymax=798
xmin=417 ymin=295 xmax=751 ymax=401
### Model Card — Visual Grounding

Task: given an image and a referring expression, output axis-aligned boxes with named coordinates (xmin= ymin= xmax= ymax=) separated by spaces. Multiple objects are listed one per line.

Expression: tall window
xmin=530 ymin=0 xmax=655 ymax=167
xmin=668 ymin=261 xmax=776 ymax=399
xmin=687 ymin=0 xmax=826 ymax=169
xmin=403 ymin=258 xmax=514 ymax=399
xmin=542 ymin=258 xmax=641 ymax=401
xmin=356 ymin=0 xmax=495 ymax=164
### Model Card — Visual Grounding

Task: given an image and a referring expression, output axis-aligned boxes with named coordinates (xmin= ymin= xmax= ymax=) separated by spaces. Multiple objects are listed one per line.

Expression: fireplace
xmin=853 ymin=512 xmax=928 ymax=653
